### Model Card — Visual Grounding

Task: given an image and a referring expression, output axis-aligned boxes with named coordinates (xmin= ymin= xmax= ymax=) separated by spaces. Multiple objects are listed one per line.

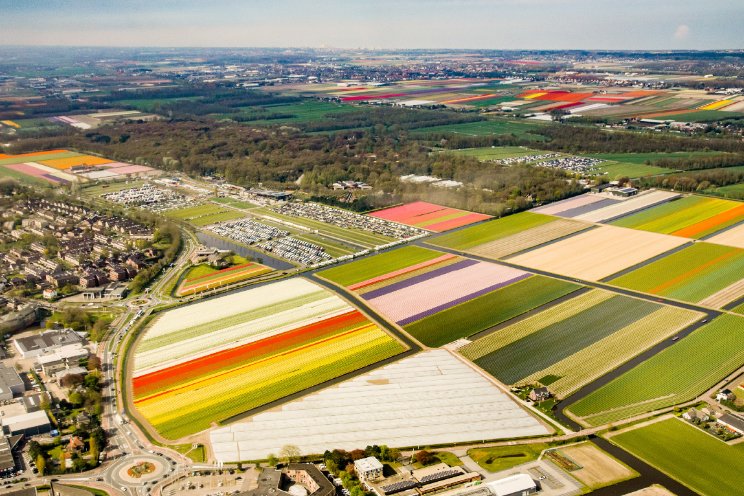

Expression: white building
xmin=2 ymin=410 xmax=51 ymax=436
xmin=487 ymin=474 xmax=537 ymax=496
xmin=354 ymin=457 xmax=384 ymax=482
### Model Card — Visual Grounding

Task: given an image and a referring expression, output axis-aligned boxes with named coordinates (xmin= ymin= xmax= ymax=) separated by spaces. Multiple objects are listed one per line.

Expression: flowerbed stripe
xmin=347 ymin=253 xmax=456 ymax=290
xmin=398 ymin=272 xmax=532 ymax=325
xmin=362 ymin=259 xmax=478 ymax=300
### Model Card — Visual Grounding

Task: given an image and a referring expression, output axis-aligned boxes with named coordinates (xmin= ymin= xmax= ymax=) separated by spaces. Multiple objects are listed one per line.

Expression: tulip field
xmin=369 ymin=201 xmax=492 ymax=232
xmin=319 ymin=246 xmax=581 ymax=346
xmin=611 ymin=195 xmax=744 ymax=239
xmin=459 ymin=290 xmax=703 ymax=398
xmin=567 ymin=314 xmax=744 ymax=426
xmin=175 ymin=261 xmax=272 ymax=296
xmin=609 ymin=242 xmax=744 ymax=307
xmin=131 ymin=278 xmax=405 ymax=439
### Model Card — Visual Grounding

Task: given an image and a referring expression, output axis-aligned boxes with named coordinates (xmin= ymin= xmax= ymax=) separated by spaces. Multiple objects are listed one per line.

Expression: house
xmin=42 ymin=288 xmax=58 ymax=300
xmin=683 ymin=408 xmax=709 ymax=422
xmin=528 ymin=387 xmax=551 ymax=402
xmin=354 ymin=456 xmax=384 ymax=482
xmin=67 ymin=436 xmax=85 ymax=453
xmin=716 ymin=389 xmax=736 ymax=402
xmin=717 ymin=413 xmax=744 ymax=435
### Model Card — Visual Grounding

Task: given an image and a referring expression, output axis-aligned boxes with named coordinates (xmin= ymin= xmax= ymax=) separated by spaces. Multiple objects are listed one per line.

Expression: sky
xmin=1 ymin=0 xmax=743 ymax=50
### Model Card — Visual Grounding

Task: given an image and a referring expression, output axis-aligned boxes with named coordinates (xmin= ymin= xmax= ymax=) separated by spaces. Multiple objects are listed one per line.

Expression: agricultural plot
xmin=209 ymin=349 xmax=551 ymax=462
xmin=164 ymin=203 xmax=245 ymax=226
xmin=369 ymin=201 xmax=492 ymax=232
xmin=611 ymin=195 xmax=744 ymax=239
xmin=319 ymin=247 xmax=580 ymax=347
xmin=554 ymin=442 xmax=637 ymax=490
xmin=705 ymin=182 xmax=744 ymax=200
xmin=131 ymin=278 xmax=405 ymax=439
xmin=592 ymin=161 xmax=672 ymax=179
xmin=449 ymin=146 xmax=543 ymax=161
xmin=610 ymin=242 xmax=744 ymax=307
xmin=460 ymin=290 xmax=702 ymax=397
xmin=175 ymin=262 xmax=272 ymax=296
xmin=428 ymin=212 xmax=556 ymax=251
xmin=570 ymin=190 xmax=680 ymax=224
xmin=410 ymin=119 xmax=548 ymax=139
xmin=567 ymin=315 xmax=744 ymax=426
xmin=508 ymin=225 xmax=688 ymax=281
xmin=611 ymin=419 xmax=744 ymax=496
xmin=532 ymin=194 xmax=614 ymax=217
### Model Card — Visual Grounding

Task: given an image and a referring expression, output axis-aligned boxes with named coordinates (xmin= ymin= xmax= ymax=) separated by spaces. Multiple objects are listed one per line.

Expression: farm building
xmin=716 ymin=389 xmax=736 ymax=402
xmin=355 ymin=457 xmax=384 ymax=482
xmin=718 ymin=413 xmax=744 ymax=435
xmin=528 ymin=387 xmax=551 ymax=402
xmin=487 ymin=474 xmax=537 ymax=496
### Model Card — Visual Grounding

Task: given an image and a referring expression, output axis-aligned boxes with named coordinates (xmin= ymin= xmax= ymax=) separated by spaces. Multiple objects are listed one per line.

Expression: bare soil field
xmin=507 ymin=225 xmax=688 ymax=281
xmin=559 ymin=442 xmax=637 ymax=489
xmin=470 ymin=218 xmax=590 ymax=259
xmin=706 ymin=222 xmax=744 ymax=249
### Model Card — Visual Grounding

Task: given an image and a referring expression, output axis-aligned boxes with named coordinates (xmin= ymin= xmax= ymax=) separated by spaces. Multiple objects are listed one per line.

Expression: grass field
xmin=319 ymin=246 xmax=442 ymax=287
xmin=213 ymin=196 xmax=256 ymax=209
xmin=587 ymin=152 xmax=728 ymax=165
xmin=609 ymin=242 xmax=744 ymax=305
xmin=405 ymin=276 xmax=581 ymax=347
xmin=611 ymin=419 xmax=744 ymax=496
xmin=225 ymin=101 xmax=360 ymax=126
xmin=654 ymin=109 xmax=744 ymax=122
xmin=428 ymin=211 xmax=555 ymax=251
xmin=706 ymin=182 xmax=744 ymax=200
xmin=567 ymin=314 xmax=744 ymax=426
xmin=460 ymin=290 xmax=702 ymax=397
xmin=176 ymin=259 xmax=272 ymax=296
xmin=467 ymin=443 xmax=550 ymax=472
xmin=412 ymin=118 xmax=548 ymax=139
xmin=592 ymin=161 xmax=672 ymax=179
xmin=449 ymin=146 xmax=543 ymax=161
xmin=165 ymin=203 xmax=245 ymax=226
xmin=611 ymin=195 xmax=744 ymax=239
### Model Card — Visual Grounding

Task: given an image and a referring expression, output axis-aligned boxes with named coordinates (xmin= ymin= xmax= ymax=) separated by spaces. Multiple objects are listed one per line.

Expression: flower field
xmin=175 ymin=262 xmax=272 ymax=296
xmin=369 ymin=201 xmax=492 ymax=232
xmin=567 ymin=315 xmax=744 ymax=426
xmin=609 ymin=242 xmax=744 ymax=306
xmin=611 ymin=195 xmax=744 ymax=239
xmin=318 ymin=246 xmax=581 ymax=346
xmin=459 ymin=290 xmax=703 ymax=398
xmin=508 ymin=225 xmax=688 ymax=281
xmin=131 ymin=278 xmax=405 ymax=439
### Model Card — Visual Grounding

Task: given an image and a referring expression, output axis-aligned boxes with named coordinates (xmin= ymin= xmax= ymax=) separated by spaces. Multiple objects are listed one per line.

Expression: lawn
xmin=611 ymin=418 xmax=744 ymax=496
xmin=428 ymin=212 xmax=554 ymax=251
xmin=449 ymin=146 xmax=543 ymax=161
xmin=165 ymin=203 xmax=245 ymax=226
xmin=319 ymin=246 xmax=442 ymax=287
xmin=587 ymin=151 xmax=727 ymax=165
xmin=655 ymin=109 xmax=744 ymax=122
xmin=567 ymin=314 xmax=744 ymax=426
xmin=414 ymin=451 xmax=463 ymax=469
xmin=226 ymin=100 xmax=360 ymax=126
xmin=609 ymin=242 xmax=744 ymax=305
xmin=611 ymin=195 xmax=744 ymax=239
xmin=177 ymin=258 xmax=272 ymax=296
xmin=706 ymin=182 xmax=744 ymax=200
xmin=592 ymin=161 xmax=672 ymax=179
xmin=213 ymin=196 xmax=256 ymax=209
xmin=467 ymin=443 xmax=550 ymax=472
xmin=404 ymin=275 xmax=581 ymax=347
xmin=412 ymin=118 xmax=549 ymax=140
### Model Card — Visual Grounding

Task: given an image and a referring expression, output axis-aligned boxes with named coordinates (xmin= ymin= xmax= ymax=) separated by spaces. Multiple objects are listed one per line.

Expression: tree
xmin=87 ymin=355 xmax=102 ymax=371
xmin=39 ymin=394 xmax=51 ymax=412
xmin=69 ymin=390 xmax=84 ymax=406
xmin=279 ymin=444 xmax=301 ymax=464
xmin=89 ymin=436 xmax=99 ymax=466
xmin=414 ymin=450 xmax=434 ymax=466
xmin=59 ymin=451 xmax=67 ymax=473
xmin=267 ymin=454 xmax=278 ymax=467
xmin=28 ymin=441 xmax=42 ymax=460
xmin=36 ymin=455 xmax=46 ymax=476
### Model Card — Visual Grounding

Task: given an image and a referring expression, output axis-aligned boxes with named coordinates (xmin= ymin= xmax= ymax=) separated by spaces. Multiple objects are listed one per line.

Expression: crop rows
xmin=176 ymin=262 xmax=271 ymax=296
xmin=429 ymin=212 xmax=554 ymax=251
xmin=472 ymin=218 xmax=589 ymax=259
xmin=319 ymin=246 xmax=442 ymax=287
xmin=567 ymin=314 xmax=744 ymax=426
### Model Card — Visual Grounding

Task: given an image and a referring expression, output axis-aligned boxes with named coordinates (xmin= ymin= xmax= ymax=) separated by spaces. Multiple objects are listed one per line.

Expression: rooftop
xmin=355 ymin=456 xmax=384 ymax=473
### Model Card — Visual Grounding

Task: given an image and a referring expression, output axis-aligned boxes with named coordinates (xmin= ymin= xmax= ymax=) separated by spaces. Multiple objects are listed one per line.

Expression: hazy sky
xmin=1 ymin=0 xmax=742 ymax=50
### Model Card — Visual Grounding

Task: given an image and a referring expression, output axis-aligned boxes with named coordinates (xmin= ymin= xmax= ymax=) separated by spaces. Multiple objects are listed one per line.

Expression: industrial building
xmin=1 ymin=410 xmax=51 ymax=436
xmin=0 ymin=364 xmax=25 ymax=401
xmin=37 ymin=346 xmax=89 ymax=376
xmin=487 ymin=474 xmax=537 ymax=496
xmin=242 ymin=464 xmax=335 ymax=496
xmin=13 ymin=329 xmax=85 ymax=359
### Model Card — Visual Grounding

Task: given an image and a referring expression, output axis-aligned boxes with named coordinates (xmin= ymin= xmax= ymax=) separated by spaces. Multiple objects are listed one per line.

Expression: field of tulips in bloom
xmin=175 ymin=262 xmax=272 ymax=296
xmin=131 ymin=278 xmax=405 ymax=439
xmin=319 ymin=246 xmax=581 ymax=347
xmin=369 ymin=201 xmax=492 ymax=232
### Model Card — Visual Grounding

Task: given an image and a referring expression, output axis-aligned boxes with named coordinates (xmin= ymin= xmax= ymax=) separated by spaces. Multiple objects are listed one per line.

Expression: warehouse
xmin=0 ymin=365 xmax=24 ymax=401
xmin=487 ymin=474 xmax=536 ymax=496
xmin=13 ymin=330 xmax=85 ymax=359
xmin=2 ymin=410 xmax=51 ymax=436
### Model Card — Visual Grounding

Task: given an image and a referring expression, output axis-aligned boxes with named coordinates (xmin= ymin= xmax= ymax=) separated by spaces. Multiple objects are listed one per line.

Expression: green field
xmin=567 ymin=314 xmax=744 ymax=426
xmin=224 ymin=100 xmax=360 ymax=126
xmin=404 ymin=276 xmax=581 ymax=347
xmin=165 ymin=203 xmax=245 ymax=226
xmin=0 ymin=165 xmax=53 ymax=186
xmin=611 ymin=419 xmax=744 ymax=496
xmin=318 ymin=246 xmax=442 ymax=286
xmin=213 ymin=196 xmax=256 ymax=209
xmin=611 ymin=195 xmax=744 ymax=238
xmin=587 ymin=151 xmax=728 ymax=165
xmin=656 ymin=109 xmax=744 ymax=122
xmin=467 ymin=443 xmax=550 ymax=472
xmin=429 ymin=212 xmax=555 ymax=251
xmin=115 ymin=96 xmax=202 ymax=112
xmin=412 ymin=118 xmax=548 ymax=140
xmin=592 ymin=161 xmax=672 ymax=179
xmin=610 ymin=242 xmax=744 ymax=304
xmin=449 ymin=146 xmax=543 ymax=161
xmin=82 ymin=179 xmax=148 ymax=196
xmin=461 ymin=290 xmax=701 ymax=397
xmin=706 ymin=182 xmax=744 ymax=200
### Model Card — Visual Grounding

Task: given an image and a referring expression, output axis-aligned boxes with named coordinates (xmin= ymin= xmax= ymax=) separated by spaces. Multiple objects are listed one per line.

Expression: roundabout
xmin=109 ymin=455 xmax=168 ymax=487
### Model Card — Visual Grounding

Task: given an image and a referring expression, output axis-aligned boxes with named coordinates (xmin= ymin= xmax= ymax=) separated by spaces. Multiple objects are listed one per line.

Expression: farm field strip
xmin=571 ymin=190 xmax=680 ymax=223
xmin=461 ymin=293 xmax=664 ymax=386
xmin=369 ymin=201 xmax=492 ymax=232
xmin=532 ymin=194 xmax=609 ymax=216
xmin=609 ymin=242 xmax=744 ymax=305
xmin=705 ymin=221 xmax=744 ymax=248
xmin=176 ymin=262 xmax=272 ymax=296
xmin=508 ymin=225 xmax=688 ymax=281
xmin=471 ymin=218 xmax=590 ymax=259
xmin=428 ymin=211 xmax=555 ymax=251
xmin=697 ymin=278 xmax=744 ymax=308
xmin=132 ymin=278 xmax=405 ymax=439
xmin=520 ymin=306 xmax=703 ymax=398
xmin=567 ymin=314 xmax=744 ymax=426
xmin=612 ymin=195 xmax=744 ymax=239
xmin=610 ymin=419 xmax=744 ymax=496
